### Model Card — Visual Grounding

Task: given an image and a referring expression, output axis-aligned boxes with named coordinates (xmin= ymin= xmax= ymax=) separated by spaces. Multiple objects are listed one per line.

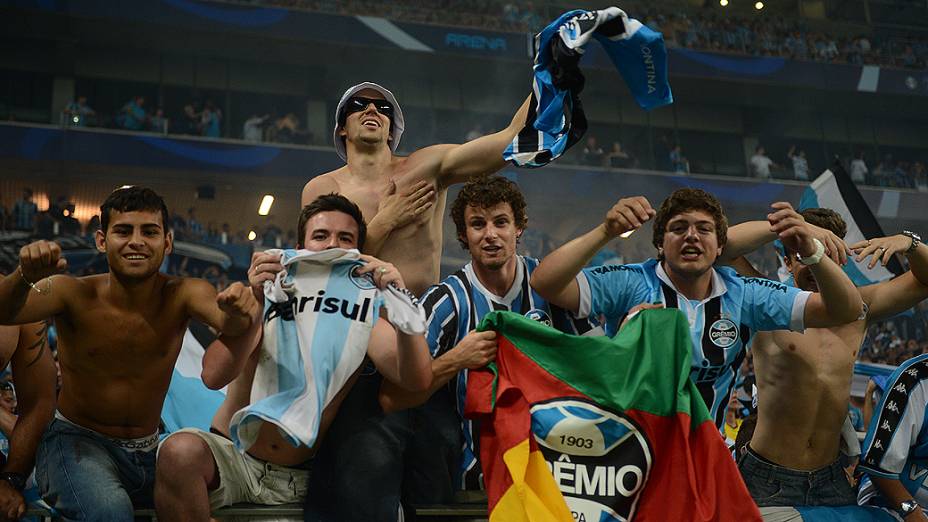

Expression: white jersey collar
xmin=463 ymin=255 xmax=525 ymax=307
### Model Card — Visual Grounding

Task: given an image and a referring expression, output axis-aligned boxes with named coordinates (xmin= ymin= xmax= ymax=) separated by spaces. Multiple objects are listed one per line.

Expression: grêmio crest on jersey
xmin=708 ymin=318 xmax=738 ymax=348
xmin=530 ymin=397 xmax=653 ymax=522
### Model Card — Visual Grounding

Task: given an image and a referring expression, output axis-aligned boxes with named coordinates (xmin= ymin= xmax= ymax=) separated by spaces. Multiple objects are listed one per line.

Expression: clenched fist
xmin=604 ymin=197 xmax=656 ymax=238
xmin=217 ymin=282 xmax=260 ymax=320
xmin=18 ymin=240 xmax=67 ymax=285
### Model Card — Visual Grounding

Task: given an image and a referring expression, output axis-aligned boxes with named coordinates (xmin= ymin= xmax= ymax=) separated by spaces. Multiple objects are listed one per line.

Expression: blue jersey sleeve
xmin=421 ymin=285 xmax=462 ymax=358
xmin=577 ymin=264 xmax=653 ymax=326
xmin=739 ymin=276 xmax=811 ymax=332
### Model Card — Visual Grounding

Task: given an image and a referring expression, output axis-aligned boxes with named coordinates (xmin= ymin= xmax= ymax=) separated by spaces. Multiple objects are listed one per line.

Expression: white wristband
xmin=799 ymin=238 xmax=825 ymax=266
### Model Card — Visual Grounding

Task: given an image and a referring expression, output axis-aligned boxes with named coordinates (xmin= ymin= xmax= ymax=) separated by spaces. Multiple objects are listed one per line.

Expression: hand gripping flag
xmin=465 ymin=309 xmax=759 ymax=522
xmin=504 ymin=7 xmax=673 ymax=168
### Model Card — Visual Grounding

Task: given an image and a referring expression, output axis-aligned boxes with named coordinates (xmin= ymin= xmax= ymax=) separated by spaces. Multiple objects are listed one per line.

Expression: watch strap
xmin=902 ymin=230 xmax=921 ymax=254
xmin=896 ymin=499 xmax=920 ymax=517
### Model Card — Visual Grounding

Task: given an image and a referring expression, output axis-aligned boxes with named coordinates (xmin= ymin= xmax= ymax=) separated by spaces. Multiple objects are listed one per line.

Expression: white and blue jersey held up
xmin=230 ymin=248 xmax=424 ymax=453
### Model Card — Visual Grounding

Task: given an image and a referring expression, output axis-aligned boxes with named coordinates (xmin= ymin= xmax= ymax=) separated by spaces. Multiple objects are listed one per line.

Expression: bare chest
xmin=60 ymin=305 xmax=186 ymax=370
xmin=759 ymin=324 xmax=863 ymax=380
xmin=335 ymin=162 xmax=430 ymax=221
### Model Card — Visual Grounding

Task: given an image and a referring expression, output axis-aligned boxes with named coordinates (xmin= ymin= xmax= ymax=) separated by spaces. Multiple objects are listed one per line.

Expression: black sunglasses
xmin=339 ymin=96 xmax=394 ymax=125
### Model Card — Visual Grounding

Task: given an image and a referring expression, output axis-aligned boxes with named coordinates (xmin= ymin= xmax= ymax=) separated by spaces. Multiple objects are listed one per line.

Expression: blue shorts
xmin=35 ymin=415 xmax=157 ymax=521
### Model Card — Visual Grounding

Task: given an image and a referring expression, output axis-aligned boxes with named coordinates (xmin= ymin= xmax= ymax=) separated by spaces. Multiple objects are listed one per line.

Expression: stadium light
xmin=720 ymin=0 xmax=729 ymax=6
xmin=755 ymin=1 xmax=764 ymax=9
xmin=248 ymin=230 xmax=257 ymax=241
xmin=258 ymin=195 xmax=275 ymax=216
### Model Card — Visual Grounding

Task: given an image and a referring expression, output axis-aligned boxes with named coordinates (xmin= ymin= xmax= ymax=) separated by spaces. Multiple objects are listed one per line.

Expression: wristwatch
xmin=902 ymin=230 xmax=922 ymax=254
xmin=0 ymin=472 xmax=25 ymax=491
xmin=799 ymin=238 xmax=825 ymax=266
xmin=897 ymin=499 xmax=921 ymax=518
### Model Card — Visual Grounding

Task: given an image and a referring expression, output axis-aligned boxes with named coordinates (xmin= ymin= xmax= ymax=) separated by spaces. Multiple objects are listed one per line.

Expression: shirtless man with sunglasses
xmin=291 ymin=82 xmax=531 ymax=297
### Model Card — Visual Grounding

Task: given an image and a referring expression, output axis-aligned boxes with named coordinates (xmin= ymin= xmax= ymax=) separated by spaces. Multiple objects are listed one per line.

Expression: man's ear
xmin=164 ymin=230 xmax=174 ymax=256
xmin=95 ymin=229 xmax=106 ymax=253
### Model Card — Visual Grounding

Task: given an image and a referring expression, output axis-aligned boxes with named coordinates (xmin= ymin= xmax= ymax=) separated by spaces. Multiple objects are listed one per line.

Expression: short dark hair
xmin=652 ymin=188 xmax=728 ymax=257
xmin=800 ymin=208 xmax=847 ymax=239
xmin=100 ymin=186 xmax=169 ymax=233
xmin=297 ymin=194 xmax=367 ymax=250
xmin=451 ymin=175 xmax=528 ymax=250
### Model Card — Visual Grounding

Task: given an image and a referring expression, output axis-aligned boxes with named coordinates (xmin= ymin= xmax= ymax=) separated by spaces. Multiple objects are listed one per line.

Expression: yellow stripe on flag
xmin=489 ymin=439 xmax=573 ymax=522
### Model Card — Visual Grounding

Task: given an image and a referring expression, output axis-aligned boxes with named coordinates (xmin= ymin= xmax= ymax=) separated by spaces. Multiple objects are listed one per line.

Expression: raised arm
xmin=421 ymin=95 xmax=531 ymax=188
xmin=769 ymin=203 xmax=861 ymax=328
xmin=856 ymin=233 xmax=928 ymax=323
xmin=0 ymin=241 xmax=72 ymax=325
xmin=0 ymin=322 xmax=56 ymax=520
xmin=185 ymin=279 xmax=259 ymax=341
xmin=531 ymin=196 xmax=655 ymax=313
xmin=379 ymin=330 xmax=497 ymax=413
xmin=198 ymin=282 xmax=263 ymax=390
xmin=721 ymin=220 xmax=849 ymax=265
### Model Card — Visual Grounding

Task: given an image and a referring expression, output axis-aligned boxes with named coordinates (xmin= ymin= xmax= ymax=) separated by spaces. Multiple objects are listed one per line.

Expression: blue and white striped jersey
xmin=859 ymin=353 xmax=928 ymax=509
xmin=421 ymin=255 xmax=599 ymax=490
xmin=577 ymin=258 xmax=810 ymax=430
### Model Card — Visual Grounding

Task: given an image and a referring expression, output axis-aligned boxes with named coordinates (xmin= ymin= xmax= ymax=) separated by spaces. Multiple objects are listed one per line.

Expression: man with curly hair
xmin=378 ymin=175 xmax=600 ymax=495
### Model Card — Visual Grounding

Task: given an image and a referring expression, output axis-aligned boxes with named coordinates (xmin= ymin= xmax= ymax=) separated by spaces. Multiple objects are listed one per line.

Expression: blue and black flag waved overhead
xmin=799 ymin=163 xmax=905 ymax=285
xmin=504 ymin=7 xmax=673 ymax=168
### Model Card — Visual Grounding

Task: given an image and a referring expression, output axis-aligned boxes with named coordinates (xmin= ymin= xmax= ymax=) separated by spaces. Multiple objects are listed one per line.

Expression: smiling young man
xmin=301 ymin=82 xmax=531 ymax=296
xmin=0 ymin=186 xmax=260 ymax=521
xmin=530 ymin=188 xmax=862 ymax=431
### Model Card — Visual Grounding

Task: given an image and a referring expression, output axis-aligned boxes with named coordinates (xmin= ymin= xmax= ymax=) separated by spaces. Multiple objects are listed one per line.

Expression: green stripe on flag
xmin=477 ymin=308 xmax=712 ymax=426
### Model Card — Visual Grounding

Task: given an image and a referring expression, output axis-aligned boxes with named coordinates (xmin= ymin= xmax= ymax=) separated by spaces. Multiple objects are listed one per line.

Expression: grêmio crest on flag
xmin=530 ymin=397 xmax=652 ymax=521
xmin=465 ymin=309 xmax=761 ymax=522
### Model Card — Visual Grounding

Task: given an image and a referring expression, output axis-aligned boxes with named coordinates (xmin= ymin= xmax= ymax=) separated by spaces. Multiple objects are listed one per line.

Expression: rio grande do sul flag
xmin=464 ymin=309 xmax=760 ymax=522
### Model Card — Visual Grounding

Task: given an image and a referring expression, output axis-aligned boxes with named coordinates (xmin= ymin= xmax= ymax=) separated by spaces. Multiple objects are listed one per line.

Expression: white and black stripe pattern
xmin=860 ymin=355 xmax=928 ymax=476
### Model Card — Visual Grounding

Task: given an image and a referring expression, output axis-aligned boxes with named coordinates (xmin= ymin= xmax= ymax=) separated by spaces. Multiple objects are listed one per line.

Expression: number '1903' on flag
xmin=464 ymin=309 xmax=760 ymax=521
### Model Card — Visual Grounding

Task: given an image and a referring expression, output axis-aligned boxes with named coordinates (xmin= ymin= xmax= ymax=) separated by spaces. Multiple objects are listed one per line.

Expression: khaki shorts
xmin=163 ymin=428 xmax=308 ymax=520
